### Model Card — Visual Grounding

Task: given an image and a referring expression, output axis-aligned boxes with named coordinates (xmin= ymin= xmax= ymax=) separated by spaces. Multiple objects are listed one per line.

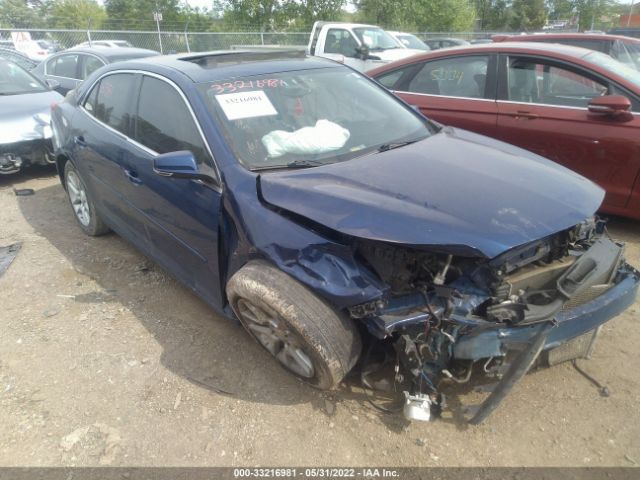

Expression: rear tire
xmin=227 ymin=260 xmax=361 ymax=390
xmin=64 ymin=161 xmax=110 ymax=236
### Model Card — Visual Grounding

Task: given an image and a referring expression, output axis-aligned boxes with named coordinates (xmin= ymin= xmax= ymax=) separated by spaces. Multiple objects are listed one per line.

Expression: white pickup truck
xmin=306 ymin=22 xmax=424 ymax=71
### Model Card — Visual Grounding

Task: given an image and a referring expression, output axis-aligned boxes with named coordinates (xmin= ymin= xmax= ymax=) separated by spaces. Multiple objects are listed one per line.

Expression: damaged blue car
xmin=51 ymin=51 xmax=639 ymax=423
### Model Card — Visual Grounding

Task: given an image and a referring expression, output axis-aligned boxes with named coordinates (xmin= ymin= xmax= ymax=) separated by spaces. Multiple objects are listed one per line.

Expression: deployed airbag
xmin=261 ymin=120 xmax=350 ymax=158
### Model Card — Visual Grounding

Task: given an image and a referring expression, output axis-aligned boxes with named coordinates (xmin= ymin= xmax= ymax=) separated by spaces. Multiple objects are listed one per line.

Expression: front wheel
xmin=227 ymin=261 xmax=362 ymax=390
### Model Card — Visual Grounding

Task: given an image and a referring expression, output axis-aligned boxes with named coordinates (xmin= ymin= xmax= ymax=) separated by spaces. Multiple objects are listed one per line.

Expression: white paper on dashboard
xmin=215 ymin=90 xmax=278 ymax=121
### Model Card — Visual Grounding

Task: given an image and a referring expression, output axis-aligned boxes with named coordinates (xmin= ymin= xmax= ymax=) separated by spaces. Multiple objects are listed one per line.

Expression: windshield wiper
xmin=250 ymin=159 xmax=328 ymax=171
xmin=377 ymin=140 xmax=420 ymax=153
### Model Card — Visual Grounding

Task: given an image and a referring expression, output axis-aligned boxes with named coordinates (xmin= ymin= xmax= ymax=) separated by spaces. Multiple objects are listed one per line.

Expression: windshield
xmin=397 ymin=34 xmax=429 ymax=50
xmin=0 ymin=60 xmax=47 ymax=95
xmin=353 ymin=27 xmax=400 ymax=51
xmin=198 ymin=68 xmax=431 ymax=170
xmin=611 ymin=40 xmax=640 ymax=70
xmin=585 ymin=50 xmax=640 ymax=89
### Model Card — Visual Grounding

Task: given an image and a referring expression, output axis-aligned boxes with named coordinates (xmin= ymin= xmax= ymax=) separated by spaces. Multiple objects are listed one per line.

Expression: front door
xmin=123 ymin=74 xmax=223 ymax=307
xmin=495 ymin=55 xmax=640 ymax=209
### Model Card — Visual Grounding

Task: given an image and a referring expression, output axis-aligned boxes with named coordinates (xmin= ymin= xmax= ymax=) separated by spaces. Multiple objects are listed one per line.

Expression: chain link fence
xmin=0 ymin=28 xmax=311 ymax=54
xmin=0 ymin=27 xmax=582 ymax=55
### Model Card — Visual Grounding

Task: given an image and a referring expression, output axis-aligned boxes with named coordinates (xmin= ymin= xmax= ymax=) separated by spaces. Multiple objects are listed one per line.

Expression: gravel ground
xmin=0 ymin=167 xmax=639 ymax=467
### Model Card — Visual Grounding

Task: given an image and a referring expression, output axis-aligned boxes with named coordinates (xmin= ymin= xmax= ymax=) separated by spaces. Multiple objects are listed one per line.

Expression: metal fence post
xmin=184 ymin=21 xmax=190 ymax=53
xmin=87 ymin=18 xmax=92 ymax=46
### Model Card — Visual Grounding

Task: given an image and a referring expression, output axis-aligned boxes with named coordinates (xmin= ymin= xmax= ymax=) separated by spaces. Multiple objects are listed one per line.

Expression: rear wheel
xmin=227 ymin=261 xmax=361 ymax=390
xmin=64 ymin=161 xmax=110 ymax=236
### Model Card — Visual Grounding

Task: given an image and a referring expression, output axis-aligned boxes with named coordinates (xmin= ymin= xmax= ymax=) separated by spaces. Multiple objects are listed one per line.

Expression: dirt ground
xmin=0 ymin=166 xmax=639 ymax=467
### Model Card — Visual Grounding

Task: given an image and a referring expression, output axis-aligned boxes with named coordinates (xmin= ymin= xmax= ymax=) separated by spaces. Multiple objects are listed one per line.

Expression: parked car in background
xmin=0 ymin=47 xmax=39 ymax=70
xmin=0 ymin=58 xmax=63 ymax=174
xmin=387 ymin=31 xmax=430 ymax=50
xmin=73 ymin=40 xmax=134 ymax=48
xmin=306 ymin=21 xmax=424 ymax=71
xmin=609 ymin=28 xmax=640 ymax=39
xmin=15 ymin=40 xmax=53 ymax=61
xmin=470 ymin=38 xmax=493 ymax=44
xmin=36 ymin=39 xmax=61 ymax=55
xmin=51 ymin=50 xmax=639 ymax=424
xmin=0 ymin=39 xmax=15 ymax=50
xmin=424 ymin=37 xmax=470 ymax=50
xmin=369 ymin=42 xmax=640 ymax=219
xmin=32 ymin=46 xmax=159 ymax=94
xmin=493 ymin=33 xmax=640 ymax=70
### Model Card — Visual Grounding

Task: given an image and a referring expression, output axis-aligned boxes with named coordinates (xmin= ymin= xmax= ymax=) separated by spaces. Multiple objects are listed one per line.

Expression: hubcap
xmin=237 ymin=299 xmax=315 ymax=379
xmin=66 ymin=171 xmax=91 ymax=227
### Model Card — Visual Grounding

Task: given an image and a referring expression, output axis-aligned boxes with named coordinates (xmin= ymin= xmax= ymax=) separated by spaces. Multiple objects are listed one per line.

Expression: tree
xmin=0 ymin=0 xmax=45 ymax=28
xmin=509 ymin=0 xmax=547 ymax=31
xmin=49 ymin=0 xmax=106 ymax=29
xmin=103 ymin=0 xmax=186 ymax=30
xmin=474 ymin=0 xmax=510 ymax=30
xmin=357 ymin=0 xmax=476 ymax=31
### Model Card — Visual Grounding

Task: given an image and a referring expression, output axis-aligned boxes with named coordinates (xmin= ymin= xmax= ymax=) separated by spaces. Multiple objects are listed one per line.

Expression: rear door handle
xmin=510 ymin=110 xmax=539 ymax=120
xmin=74 ymin=135 xmax=86 ymax=147
xmin=123 ymin=167 xmax=143 ymax=186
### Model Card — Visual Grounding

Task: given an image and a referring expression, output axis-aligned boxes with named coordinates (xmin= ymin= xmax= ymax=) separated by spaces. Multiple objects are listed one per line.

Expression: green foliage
xmin=474 ymin=0 xmax=510 ymax=30
xmin=0 ymin=0 xmax=45 ymax=28
xmin=49 ymin=0 xmax=106 ymax=28
xmin=509 ymin=0 xmax=547 ymax=31
xmin=356 ymin=0 xmax=476 ymax=31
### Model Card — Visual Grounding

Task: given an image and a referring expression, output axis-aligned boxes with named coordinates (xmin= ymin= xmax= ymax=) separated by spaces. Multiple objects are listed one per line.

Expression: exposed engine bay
xmin=347 ymin=217 xmax=635 ymax=423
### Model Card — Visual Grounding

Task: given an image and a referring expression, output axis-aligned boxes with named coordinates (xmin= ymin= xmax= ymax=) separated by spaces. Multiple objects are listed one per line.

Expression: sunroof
xmin=181 ymin=50 xmax=306 ymax=69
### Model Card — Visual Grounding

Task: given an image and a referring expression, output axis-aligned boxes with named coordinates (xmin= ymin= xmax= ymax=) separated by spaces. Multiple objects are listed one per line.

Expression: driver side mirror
xmin=588 ymin=95 xmax=632 ymax=119
xmin=153 ymin=151 xmax=217 ymax=184
xmin=356 ymin=44 xmax=370 ymax=60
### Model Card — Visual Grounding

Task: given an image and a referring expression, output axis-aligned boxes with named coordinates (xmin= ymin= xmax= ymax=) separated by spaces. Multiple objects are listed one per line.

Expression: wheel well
xmin=56 ymin=154 xmax=69 ymax=188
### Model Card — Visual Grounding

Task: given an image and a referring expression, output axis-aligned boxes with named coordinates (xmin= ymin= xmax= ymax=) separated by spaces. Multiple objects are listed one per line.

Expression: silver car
xmin=0 ymin=58 xmax=62 ymax=174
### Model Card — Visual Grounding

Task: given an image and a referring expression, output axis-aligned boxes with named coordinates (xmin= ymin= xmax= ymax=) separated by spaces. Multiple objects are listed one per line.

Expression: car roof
xmin=392 ymin=41 xmax=598 ymax=60
xmin=66 ymin=46 xmax=158 ymax=58
xmin=495 ymin=32 xmax=640 ymax=43
xmin=112 ymin=50 xmax=341 ymax=83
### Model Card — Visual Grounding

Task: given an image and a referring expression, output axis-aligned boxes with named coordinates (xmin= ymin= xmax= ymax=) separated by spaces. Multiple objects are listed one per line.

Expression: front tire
xmin=227 ymin=261 xmax=361 ymax=390
xmin=64 ymin=161 xmax=110 ymax=236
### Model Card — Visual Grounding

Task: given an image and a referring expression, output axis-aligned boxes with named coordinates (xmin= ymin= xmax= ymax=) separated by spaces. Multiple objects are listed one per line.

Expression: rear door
xmin=75 ymin=72 xmax=150 ymax=246
xmin=495 ymin=54 xmax=640 ymax=208
xmin=375 ymin=54 xmax=499 ymax=136
xmin=122 ymin=74 xmax=223 ymax=307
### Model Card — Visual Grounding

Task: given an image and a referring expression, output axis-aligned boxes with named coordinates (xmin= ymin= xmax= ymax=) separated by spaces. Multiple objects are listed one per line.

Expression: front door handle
xmin=74 ymin=135 xmax=87 ymax=147
xmin=123 ymin=167 xmax=143 ymax=186
xmin=509 ymin=110 xmax=539 ymax=120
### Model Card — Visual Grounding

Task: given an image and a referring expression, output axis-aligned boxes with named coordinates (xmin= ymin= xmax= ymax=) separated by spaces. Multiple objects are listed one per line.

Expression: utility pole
xmin=154 ymin=10 xmax=163 ymax=54
xmin=628 ymin=0 xmax=635 ymax=27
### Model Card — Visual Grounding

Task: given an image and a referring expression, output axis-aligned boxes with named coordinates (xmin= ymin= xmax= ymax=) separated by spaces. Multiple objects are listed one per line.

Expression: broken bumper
xmin=453 ymin=264 xmax=639 ymax=361
xmin=0 ymin=138 xmax=54 ymax=174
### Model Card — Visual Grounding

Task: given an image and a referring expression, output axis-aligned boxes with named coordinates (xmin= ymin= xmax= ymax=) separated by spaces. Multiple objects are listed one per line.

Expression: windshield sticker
xmin=216 ymin=90 xmax=278 ymax=121
xmin=210 ymin=79 xmax=286 ymax=95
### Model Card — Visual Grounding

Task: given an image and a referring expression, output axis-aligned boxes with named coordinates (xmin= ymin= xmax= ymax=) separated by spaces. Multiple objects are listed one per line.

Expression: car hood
xmin=258 ymin=127 xmax=604 ymax=259
xmin=0 ymin=90 xmax=62 ymax=144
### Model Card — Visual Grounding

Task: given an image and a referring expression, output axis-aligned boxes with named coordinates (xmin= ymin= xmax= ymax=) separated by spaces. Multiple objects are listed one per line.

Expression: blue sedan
xmin=51 ymin=51 xmax=639 ymax=423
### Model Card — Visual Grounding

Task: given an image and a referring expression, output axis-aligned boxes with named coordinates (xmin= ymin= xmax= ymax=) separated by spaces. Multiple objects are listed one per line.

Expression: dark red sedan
xmin=368 ymin=42 xmax=640 ymax=219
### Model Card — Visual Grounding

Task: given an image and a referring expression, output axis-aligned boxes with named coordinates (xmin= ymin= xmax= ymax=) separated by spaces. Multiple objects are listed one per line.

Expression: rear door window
xmin=407 ymin=56 xmax=490 ymax=98
xmin=133 ymin=75 xmax=209 ymax=165
xmin=48 ymin=54 xmax=79 ymax=79
xmin=84 ymin=73 xmax=136 ymax=134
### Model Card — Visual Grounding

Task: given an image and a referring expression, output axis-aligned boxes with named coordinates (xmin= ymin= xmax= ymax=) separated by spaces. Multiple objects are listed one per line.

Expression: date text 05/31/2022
xmin=233 ymin=468 xmax=400 ymax=478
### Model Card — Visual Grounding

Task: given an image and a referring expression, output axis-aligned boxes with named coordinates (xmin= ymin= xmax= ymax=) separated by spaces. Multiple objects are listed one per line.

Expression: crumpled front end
xmin=347 ymin=218 xmax=639 ymax=423
xmin=1 ymin=106 xmax=56 ymax=175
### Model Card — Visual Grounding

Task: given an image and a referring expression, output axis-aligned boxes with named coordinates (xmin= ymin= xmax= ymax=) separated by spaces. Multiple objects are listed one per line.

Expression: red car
xmin=368 ymin=42 xmax=640 ymax=219
xmin=492 ymin=33 xmax=640 ymax=70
